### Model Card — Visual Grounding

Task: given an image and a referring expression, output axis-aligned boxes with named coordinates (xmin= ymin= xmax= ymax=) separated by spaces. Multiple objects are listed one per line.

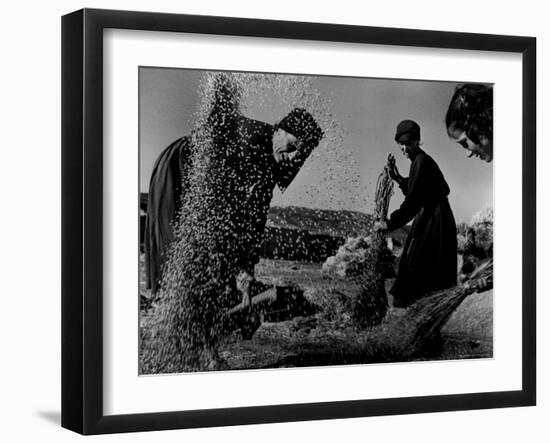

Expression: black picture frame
xmin=62 ymin=8 xmax=536 ymax=435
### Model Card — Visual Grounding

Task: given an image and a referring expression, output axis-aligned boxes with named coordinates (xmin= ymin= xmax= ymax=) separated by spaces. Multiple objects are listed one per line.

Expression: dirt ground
xmin=140 ymin=257 xmax=493 ymax=372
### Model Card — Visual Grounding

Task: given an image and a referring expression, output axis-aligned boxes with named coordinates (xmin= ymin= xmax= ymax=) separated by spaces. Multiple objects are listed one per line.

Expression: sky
xmin=139 ymin=67 xmax=493 ymax=223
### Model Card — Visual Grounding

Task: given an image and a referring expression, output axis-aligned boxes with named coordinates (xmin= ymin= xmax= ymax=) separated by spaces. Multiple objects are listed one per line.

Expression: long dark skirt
xmin=391 ymin=198 xmax=457 ymax=307
xmin=144 ymin=136 xmax=191 ymax=295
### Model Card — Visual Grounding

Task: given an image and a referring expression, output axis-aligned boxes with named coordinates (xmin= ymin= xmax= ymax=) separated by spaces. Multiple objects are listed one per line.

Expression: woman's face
xmin=272 ymin=128 xmax=299 ymax=163
xmin=448 ymin=125 xmax=493 ymax=162
xmin=397 ymin=139 xmax=420 ymax=160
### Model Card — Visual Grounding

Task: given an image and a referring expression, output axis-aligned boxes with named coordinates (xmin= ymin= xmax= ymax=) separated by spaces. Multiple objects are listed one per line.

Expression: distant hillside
xmin=267 ymin=206 xmax=409 ymax=249
xmin=267 ymin=206 xmax=373 ymax=238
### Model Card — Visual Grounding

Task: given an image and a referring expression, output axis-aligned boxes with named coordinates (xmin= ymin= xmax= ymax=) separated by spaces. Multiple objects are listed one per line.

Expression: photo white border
xmin=103 ymin=29 xmax=523 ymax=415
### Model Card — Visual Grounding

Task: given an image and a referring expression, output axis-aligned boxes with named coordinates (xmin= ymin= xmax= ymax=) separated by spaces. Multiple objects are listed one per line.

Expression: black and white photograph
xmin=138 ymin=68 xmax=494 ymax=374
xmin=2 ymin=0 xmax=544 ymax=439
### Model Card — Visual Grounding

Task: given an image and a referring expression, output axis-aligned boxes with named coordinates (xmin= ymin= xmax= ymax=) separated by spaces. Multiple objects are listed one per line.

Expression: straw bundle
xmin=351 ymin=157 xmax=394 ymax=328
xmin=374 ymin=156 xmax=395 ymax=221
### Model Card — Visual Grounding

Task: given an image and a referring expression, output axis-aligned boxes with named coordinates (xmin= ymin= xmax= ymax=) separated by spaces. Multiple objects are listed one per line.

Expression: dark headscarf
xmin=277 ymin=108 xmax=323 ymax=149
xmin=274 ymin=108 xmax=324 ymax=190
xmin=395 ymin=119 xmax=421 ymax=143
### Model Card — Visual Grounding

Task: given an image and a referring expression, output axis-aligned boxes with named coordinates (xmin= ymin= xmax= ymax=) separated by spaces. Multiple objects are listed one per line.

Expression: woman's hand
xmin=236 ymin=270 xmax=254 ymax=309
xmin=386 ymin=153 xmax=402 ymax=183
xmin=373 ymin=220 xmax=388 ymax=232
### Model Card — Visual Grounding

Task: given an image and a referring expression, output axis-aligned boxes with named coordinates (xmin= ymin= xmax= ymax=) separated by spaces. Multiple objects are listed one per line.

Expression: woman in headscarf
xmin=143 ymin=74 xmax=323 ymax=301
xmin=375 ymin=120 xmax=457 ymax=307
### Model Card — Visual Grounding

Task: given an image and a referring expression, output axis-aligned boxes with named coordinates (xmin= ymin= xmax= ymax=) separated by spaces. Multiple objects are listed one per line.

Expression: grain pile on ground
xmin=440 ymin=289 xmax=493 ymax=359
xmin=322 ymin=236 xmax=373 ymax=278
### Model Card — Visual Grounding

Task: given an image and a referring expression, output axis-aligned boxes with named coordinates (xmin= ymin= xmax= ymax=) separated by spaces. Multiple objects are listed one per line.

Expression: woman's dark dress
xmin=143 ymin=136 xmax=193 ymax=294
xmin=387 ymin=149 xmax=457 ymax=307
